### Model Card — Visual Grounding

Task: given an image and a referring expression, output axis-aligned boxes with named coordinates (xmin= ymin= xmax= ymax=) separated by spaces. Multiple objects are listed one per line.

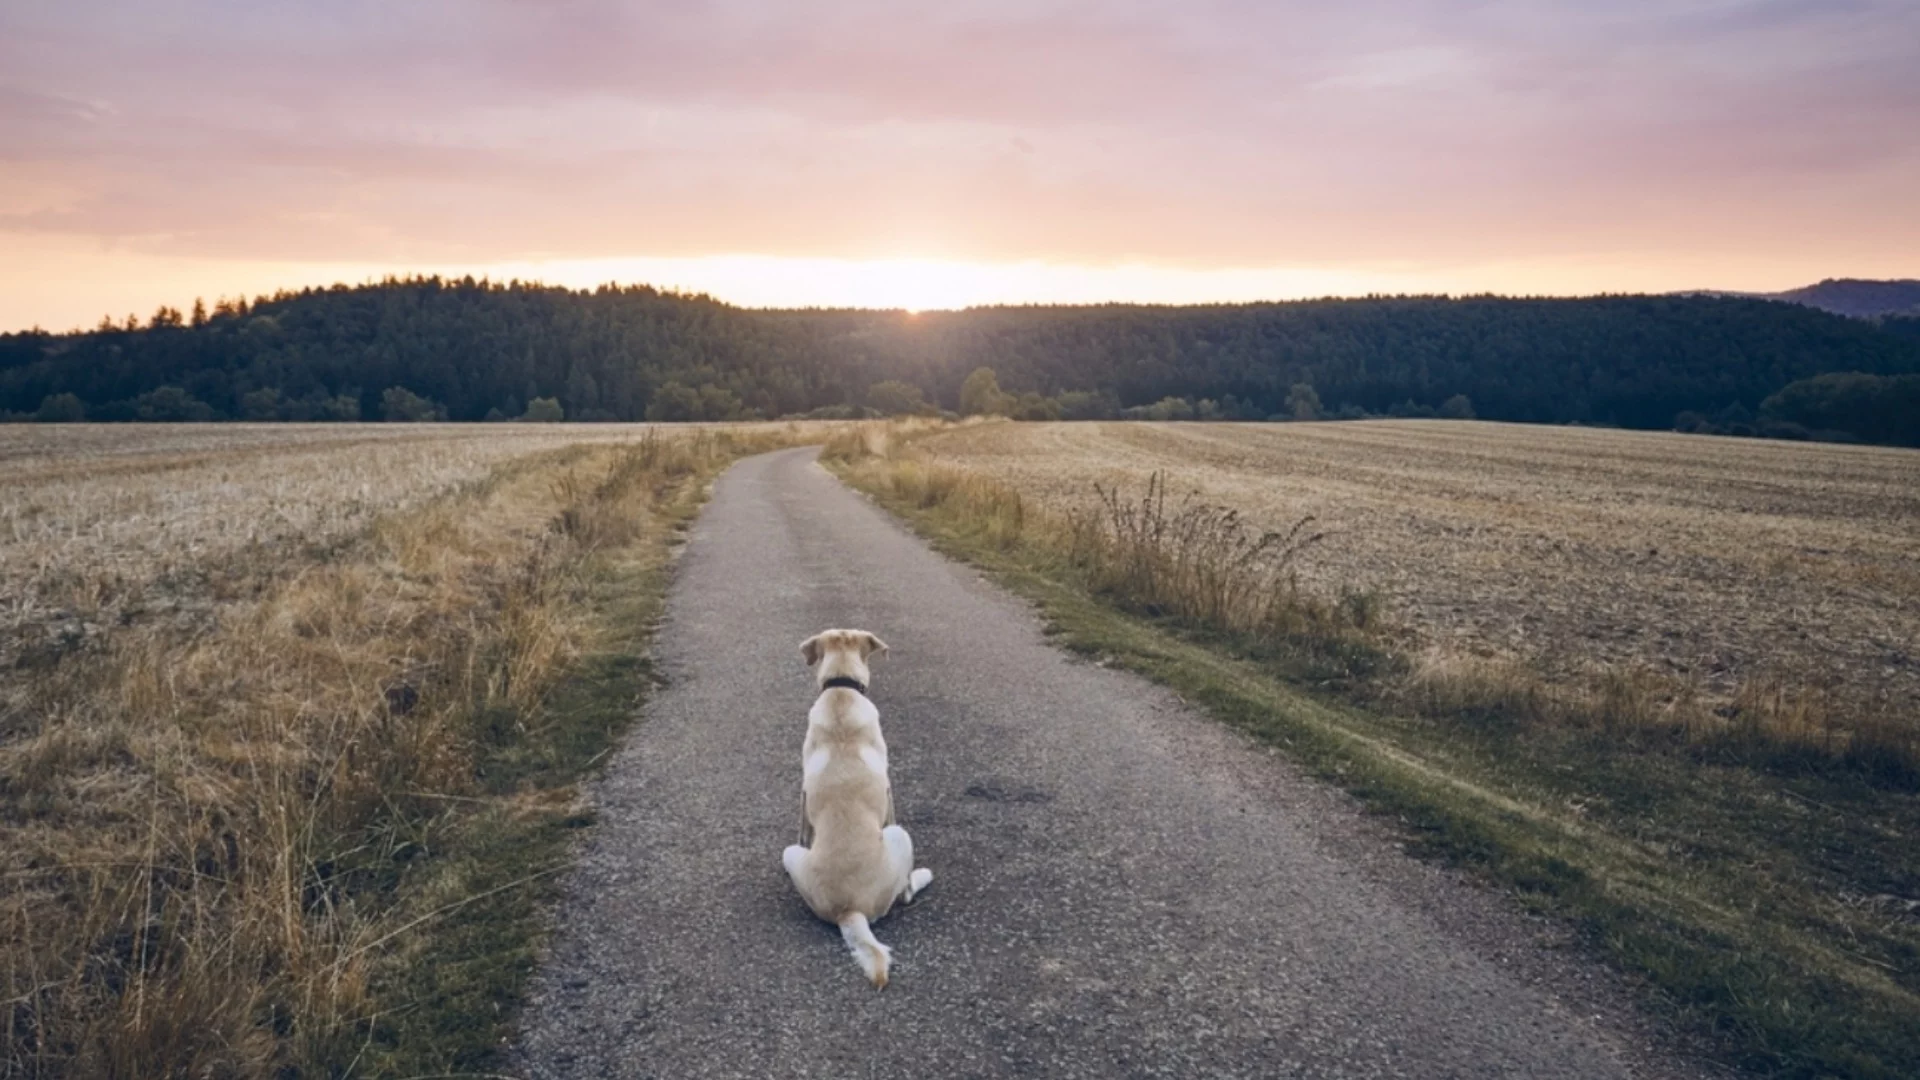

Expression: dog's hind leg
xmin=882 ymin=825 xmax=933 ymax=904
xmin=782 ymin=843 xmax=808 ymax=885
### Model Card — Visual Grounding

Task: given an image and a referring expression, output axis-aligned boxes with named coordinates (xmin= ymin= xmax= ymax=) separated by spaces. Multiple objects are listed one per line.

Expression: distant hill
xmin=4 ymin=279 xmax=1919 ymax=441
xmin=1768 ymin=279 xmax=1920 ymax=318
xmin=1683 ymin=278 xmax=1920 ymax=318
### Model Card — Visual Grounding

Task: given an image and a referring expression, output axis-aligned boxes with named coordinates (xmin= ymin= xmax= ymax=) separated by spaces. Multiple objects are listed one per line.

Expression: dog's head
xmin=799 ymin=628 xmax=889 ymax=690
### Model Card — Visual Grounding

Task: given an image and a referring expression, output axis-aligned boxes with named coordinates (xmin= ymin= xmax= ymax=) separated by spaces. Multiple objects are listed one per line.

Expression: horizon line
xmin=15 ymin=268 xmax=1908 ymax=336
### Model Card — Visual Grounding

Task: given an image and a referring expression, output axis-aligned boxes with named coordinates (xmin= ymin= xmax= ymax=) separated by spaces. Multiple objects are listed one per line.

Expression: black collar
xmin=821 ymin=675 xmax=868 ymax=694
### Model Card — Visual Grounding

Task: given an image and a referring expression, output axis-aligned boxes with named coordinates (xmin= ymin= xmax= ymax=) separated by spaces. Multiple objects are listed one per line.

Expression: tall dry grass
xmin=833 ymin=436 xmax=1382 ymax=671
xmin=1 ymin=427 xmax=785 ymax=1078
xmin=1070 ymin=473 xmax=1329 ymax=634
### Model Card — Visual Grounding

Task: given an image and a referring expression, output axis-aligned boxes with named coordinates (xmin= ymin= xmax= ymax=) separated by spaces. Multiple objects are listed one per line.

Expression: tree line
xmin=4 ymin=277 xmax=1918 ymax=444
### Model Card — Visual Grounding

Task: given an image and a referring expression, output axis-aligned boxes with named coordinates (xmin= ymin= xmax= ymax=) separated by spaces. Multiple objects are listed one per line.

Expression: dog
xmin=782 ymin=629 xmax=932 ymax=988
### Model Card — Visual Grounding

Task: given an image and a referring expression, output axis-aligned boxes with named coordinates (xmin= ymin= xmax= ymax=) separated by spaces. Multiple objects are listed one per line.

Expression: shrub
xmin=1055 ymin=390 xmax=1120 ymax=420
xmin=867 ymin=380 xmax=932 ymax=416
xmin=239 ymin=388 xmax=284 ymax=420
xmin=1286 ymin=383 xmax=1322 ymax=421
xmin=959 ymin=367 xmax=1012 ymax=416
xmin=1008 ymin=392 xmax=1062 ymax=421
xmin=380 ymin=386 xmax=446 ymax=422
xmin=1761 ymin=371 xmax=1920 ymax=446
xmin=1123 ymin=396 xmax=1196 ymax=421
xmin=133 ymin=386 xmax=217 ymax=422
xmin=34 ymin=393 xmax=87 ymax=422
xmin=521 ymin=396 xmax=565 ymax=422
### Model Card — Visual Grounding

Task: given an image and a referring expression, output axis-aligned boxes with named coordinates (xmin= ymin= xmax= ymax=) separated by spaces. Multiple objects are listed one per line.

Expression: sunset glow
xmin=3 ymin=1 xmax=1916 ymax=330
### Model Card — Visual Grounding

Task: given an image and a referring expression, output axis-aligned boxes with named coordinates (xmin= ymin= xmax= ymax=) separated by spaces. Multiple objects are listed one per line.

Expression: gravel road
xmin=512 ymin=447 xmax=1710 ymax=1079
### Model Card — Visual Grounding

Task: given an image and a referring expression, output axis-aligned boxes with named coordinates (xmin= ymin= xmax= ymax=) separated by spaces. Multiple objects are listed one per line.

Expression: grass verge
xmin=826 ymin=428 xmax=1920 ymax=1080
xmin=3 ymin=427 xmax=797 ymax=1078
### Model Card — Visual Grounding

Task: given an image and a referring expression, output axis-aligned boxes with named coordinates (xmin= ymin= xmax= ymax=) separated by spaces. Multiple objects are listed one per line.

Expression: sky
xmin=2 ymin=0 xmax=1917 ymax=330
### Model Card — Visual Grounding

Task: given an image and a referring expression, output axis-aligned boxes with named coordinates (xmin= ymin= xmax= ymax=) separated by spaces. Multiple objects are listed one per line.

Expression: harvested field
xmin=0 ymin=422 xmax=813 ymax=1077
xmin=0 ymin=423 xmax=780 ymax=690
xmin=832 ymin=419 xmax=1920 ymax=1077
xmin=914 ymin=420 xmax=1920 ymax=715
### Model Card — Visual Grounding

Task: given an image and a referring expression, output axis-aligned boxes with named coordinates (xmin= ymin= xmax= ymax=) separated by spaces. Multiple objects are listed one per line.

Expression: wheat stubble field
xmin=0 ymin=424 xmax=685 ymax=680
xmin=915 ymin=420 xmax=1920 ymax=717
xmin=0 ymin=422 xmax=816 ymax=1078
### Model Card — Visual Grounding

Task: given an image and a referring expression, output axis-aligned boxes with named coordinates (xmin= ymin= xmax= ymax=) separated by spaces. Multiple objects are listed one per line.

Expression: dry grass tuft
xmin=1072 ymin=472 xmax=1326 ymax=635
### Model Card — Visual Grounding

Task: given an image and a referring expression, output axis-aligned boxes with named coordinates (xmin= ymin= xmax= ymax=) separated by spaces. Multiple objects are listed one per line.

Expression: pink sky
xmin=3 ymin=0 xmax=1917 ymax=330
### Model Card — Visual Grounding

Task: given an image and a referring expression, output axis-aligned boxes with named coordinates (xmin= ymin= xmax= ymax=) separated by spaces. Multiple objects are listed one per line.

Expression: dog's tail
xmin=838 ymin=912 xmax=892 ymax=988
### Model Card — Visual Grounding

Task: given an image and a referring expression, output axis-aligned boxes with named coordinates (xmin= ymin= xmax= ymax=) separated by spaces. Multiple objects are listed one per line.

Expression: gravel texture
xmin=511 ymin=447 xmax=1716 ymax=1079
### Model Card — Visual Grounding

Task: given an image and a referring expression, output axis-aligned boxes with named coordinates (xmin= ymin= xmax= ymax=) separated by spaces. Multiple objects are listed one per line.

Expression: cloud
xmin=0 ymin=0 xmax=1913 ymax=276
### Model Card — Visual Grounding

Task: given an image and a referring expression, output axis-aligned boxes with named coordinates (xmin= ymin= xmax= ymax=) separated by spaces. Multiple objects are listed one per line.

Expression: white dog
xmin=782 ymin=629 xmax=932 ymax=988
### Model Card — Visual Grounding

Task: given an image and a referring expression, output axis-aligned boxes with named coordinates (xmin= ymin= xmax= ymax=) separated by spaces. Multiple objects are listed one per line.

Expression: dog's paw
xmin=904 ymin=867 xmax=933 ymax=902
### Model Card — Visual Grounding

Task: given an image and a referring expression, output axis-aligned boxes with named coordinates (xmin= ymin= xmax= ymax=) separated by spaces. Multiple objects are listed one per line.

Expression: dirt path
xmin=511 ymin=447 xmax=1711 ymax=1079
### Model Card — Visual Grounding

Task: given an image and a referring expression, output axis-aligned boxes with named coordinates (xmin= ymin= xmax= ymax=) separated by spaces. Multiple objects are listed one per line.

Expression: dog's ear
xmin=859 ymin=632 xmax=889 ymax=659
xmin=799 ymin=633 xmax=825 ymax=667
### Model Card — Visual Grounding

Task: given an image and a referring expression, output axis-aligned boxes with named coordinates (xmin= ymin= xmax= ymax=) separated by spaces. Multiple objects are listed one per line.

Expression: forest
xmin=4 ymin=277 xmax=1918 ymax=444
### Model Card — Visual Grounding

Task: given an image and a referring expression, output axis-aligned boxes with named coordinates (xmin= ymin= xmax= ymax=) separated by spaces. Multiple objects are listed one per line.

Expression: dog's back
xmin=796 ymin=686 xmax=895 ymax=915
xmin=783 ymin=629 xmax=931 ymax=988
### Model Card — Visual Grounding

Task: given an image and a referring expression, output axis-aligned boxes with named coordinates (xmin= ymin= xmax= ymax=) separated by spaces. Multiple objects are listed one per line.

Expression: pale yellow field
xmin=916 ymin=421 xmax=1920 ymax=712
xmin=0 ymin=422 xmax=849 ymax=698
xmin=0 ymin=425 xmax=662 ymax=673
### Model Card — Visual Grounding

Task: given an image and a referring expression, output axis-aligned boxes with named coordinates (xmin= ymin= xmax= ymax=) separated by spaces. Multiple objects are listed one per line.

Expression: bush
xmin=786 ymin=403 xmax=875 ymax=421
xmin=1123 ymin=396 xmax=1196 ymax=421
xmin=239 ymin=388 xmax=284 ymax=421
xmin=321 ymin=393 xmax=362 ymax=422
xmin=1286 ymin=383 xmax=1322 ymax=420
xmin=1008 ymin=391 xmax=1062 ymax=421
xmin=1439 ymin=394 xmax=1475 ymax=420
xmin=34 ymin=393 xmax=87 ymax=422
xmin=133 ymin=386 xmax=217 ymax=422
xmin=381 ymin=386 xmax=447 ymax=422
xmin=959 ymin=367 xmax=1013 ymax=416
xmin=1761 ymin=371 xmax=1920 ymax=446
xmin=867 ymin=380 xmax=932 ymax=416
xmin=521 ymin=396 xmax=565 ymax=422
xmin=1055 ymin=390 xmax=1120 ymax=420
xmin=645 ymin=381 xmax=747 ymax=422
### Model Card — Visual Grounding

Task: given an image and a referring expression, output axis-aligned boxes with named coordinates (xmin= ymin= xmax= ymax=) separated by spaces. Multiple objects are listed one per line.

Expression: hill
xmin=4 ymin=278 xmax=1919 ymax=440
xmin=1769 ymin=278 xmax=1920 ymax=318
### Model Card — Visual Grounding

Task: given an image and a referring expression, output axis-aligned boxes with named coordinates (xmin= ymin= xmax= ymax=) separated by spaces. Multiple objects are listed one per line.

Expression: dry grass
xmin=892 ymin=420 xmax=1920 ymax=777
xmin=0 ymin=424 xmax=765 ymax=684
xmin=0 ymin=423 xmax=806 ymax=1078
xmin=917 ymin=420 xmax=1920 ymax=711
xmin=829 ymin=419 xmax=1920 ymax=1078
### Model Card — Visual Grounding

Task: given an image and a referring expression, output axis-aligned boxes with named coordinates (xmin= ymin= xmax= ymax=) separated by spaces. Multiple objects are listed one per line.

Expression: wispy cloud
xmin=1 ymin=0 xmax=1915 ymax=325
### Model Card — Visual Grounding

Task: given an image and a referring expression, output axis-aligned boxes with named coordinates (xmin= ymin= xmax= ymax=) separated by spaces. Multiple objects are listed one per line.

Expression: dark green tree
xmin=959 ymin=367 xmax=1010 ymax=416
xmin=34 ymin=393 xmax=86 ymax=422
xmin=381 ymin=387 xmax=445 ymax=421
xmin=1286 ymin=383 xmax=1322 ymax=420
xmin=867 ymin=380 xmax=930 ymax=416
xmin=521 ymin=396 xmax=565 ymax=422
